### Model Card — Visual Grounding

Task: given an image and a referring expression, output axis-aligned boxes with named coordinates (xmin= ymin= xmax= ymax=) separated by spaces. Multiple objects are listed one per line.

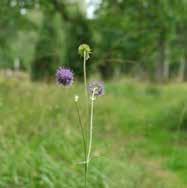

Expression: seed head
xmin=88 ymin=81 xmax=104 ymax=97
xmin=78 ymin=44 xmax=91 ymax=60
xmin=74 ymin=95 xmax=79 ymax=102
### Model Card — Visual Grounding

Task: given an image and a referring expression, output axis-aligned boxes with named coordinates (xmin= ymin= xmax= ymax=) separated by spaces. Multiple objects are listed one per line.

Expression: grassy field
xmin=0 ymin=75 xmax=187 ymax=188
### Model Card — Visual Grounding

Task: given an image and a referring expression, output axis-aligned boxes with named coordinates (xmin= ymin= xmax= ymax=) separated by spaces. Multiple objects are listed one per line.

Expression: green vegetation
xmin=0 ymin=0 xmax=186 ymax=82
xmin=1 ymin=1 xmax=187 ymax=187
xmin=0 ymin=75 xmax=187 ymax=187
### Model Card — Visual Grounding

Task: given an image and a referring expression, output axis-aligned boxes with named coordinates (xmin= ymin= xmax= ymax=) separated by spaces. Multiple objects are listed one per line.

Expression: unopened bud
xmin=74 ymin=95 xmax=79 ymax=102
xmin=90 ymin=96 xmax=96 ymax=101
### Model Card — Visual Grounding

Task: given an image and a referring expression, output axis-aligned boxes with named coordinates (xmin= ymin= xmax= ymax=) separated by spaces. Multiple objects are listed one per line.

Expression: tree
xmin=175 ymin=0 xmax=187 ymax=81
xmin=94 ymin=0 xmax=185 ymax=82
xmin=0 ymin=0 xmax=35 ymax=69
xmin=31 ymin=11 xmax=61 ymax=81
xmin=31 ymin=0 xmax=93 ymax=81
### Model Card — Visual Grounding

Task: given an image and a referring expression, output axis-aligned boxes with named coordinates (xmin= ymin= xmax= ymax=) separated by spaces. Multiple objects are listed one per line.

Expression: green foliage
xmin=63 ymin=16 xmax=93 ymax=79
xmin=0 ymin=0 xmax=36 ymax=69
xmin=0 ymin=0 xmax=187 ymax=81
xmin=31 ymin=12 xmax=62 ymax=81
xmin=29 ymin=1 xmax=93 ymax=80
xmin=94 ymin=0 xmax=187 ymax=80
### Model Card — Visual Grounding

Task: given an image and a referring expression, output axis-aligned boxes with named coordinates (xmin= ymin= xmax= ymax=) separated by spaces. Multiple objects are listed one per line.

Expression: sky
xmin=11 ymin=0 xmax=101 ymax=18
xmin=86 ymin=0 xmax=101 ymax=19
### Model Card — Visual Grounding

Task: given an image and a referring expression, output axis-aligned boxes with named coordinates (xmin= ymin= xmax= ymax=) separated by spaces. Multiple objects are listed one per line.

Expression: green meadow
xmin=0 ymin=76 xmax=187 ymax=188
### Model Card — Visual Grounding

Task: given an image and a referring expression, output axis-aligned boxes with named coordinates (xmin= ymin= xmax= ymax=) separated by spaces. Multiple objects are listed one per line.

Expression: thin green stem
xmin=83 ymin=51 xmax=88 ymax=99
xmin=83 ymin=50 xmax=89 ymax=187
xmin=86 ymin=89 xmax=96 ymax=168
xmin=83 ymin=50 xmax=89 ymax=142
xmin=74 ymin=101 xmax=87 ymax=188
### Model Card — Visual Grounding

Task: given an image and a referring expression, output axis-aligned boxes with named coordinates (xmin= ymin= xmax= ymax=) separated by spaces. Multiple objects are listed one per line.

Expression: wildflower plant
xmin=56 ymin=44 xmax=104 ymax=187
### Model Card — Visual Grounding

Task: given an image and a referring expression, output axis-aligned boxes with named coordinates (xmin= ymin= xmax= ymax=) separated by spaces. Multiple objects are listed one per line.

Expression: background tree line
xmin=0 ymin=0 xmax=186 ymax=82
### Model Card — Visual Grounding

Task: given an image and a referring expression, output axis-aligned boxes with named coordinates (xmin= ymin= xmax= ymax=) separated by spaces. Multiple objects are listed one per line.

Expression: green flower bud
xmin=78 ymin=44 xmax=91 ymax=60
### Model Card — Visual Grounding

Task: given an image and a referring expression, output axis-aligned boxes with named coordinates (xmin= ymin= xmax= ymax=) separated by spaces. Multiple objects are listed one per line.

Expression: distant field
xmin=0 ymin=76 xmax=187 ymax=188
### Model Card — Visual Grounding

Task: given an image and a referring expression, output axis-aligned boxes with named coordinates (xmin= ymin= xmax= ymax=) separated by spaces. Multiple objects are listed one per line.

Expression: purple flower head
xmin=88 ymin=81 xmax=104 ymax=97
xmin=56 ymin=67 xmax=73 ymax=86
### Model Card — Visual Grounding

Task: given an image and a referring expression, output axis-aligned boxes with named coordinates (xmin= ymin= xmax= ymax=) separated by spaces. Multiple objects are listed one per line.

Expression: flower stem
xmin=86 ymin=89 xmax=96 ymax=168
xmin=74 ymin=101 xmax=87 ymax=188
xmin=83 ymin=50 xmax=90 ymax=187
xmin=83 ymin=50 xmax=89 ymax=142
xmin=83 ymin=51 xmax=88 ymax=99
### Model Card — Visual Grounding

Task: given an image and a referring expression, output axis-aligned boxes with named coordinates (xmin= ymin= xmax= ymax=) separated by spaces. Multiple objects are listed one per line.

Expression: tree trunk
xmin=178 ymin=55 xmax=185 ymax=82
xmin=155 ymin=31 xmax=166 ymax=83
xmin=163 ymin=48 xmax=170 ymax=82
xmin=184 ymin=55 xmax=187 ymax=81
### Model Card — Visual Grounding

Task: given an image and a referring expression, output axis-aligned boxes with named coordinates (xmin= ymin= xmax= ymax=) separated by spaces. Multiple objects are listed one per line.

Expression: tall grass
xmin=0 ymin=76 xmax=187 ymax=187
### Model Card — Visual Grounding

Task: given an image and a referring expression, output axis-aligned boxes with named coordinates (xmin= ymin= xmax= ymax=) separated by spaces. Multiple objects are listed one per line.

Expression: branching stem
xmin=86 ymin=88 xmax=96 ymax=168
xmin=74 ymin=101 xmax=87 ymax=188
